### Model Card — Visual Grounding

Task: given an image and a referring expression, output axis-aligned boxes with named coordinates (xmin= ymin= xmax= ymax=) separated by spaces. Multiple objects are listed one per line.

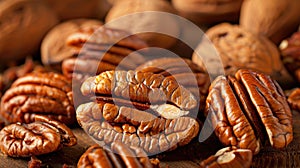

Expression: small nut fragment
xmin=287 ymin=88 xmax=300 ymax=112
xmin=205 ymin=69 xmax=293 ymax=154
xmin=0 ymin=115 xmax=76 ymax=157
xmin=0 ymin=72 xmax=75 ymax=125
xmin=28 ymin=156 xmax=42 ymax=168
xmin=77 ymin=142 xmax=160 ymax=168
xmin=199 ymin=147 xmax=252 ymax=168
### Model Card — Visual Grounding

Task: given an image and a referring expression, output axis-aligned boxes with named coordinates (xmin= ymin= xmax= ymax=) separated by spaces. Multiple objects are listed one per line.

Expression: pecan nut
xmin=77 ymin=70 xmax=200 ymax=154
xmin=280 ymin=32 xmax=300 ymax=82
xmin=77 ymin=142 xmax=160 ymax=168
xmin=136 ymin=57 xmax=210 ymax=113
xmin=199 ymin=147 xmax=252 ymax=168
xmin=0 ymin=115 xmax=76 ymax=157
xmin=62 ymin=26 xmax=147 ymax=82
xmin=287 ymin=88 xmax=300 ymax=112
xmin=0 ymin=72 xmax=75 ymax=125
xmin=205 ymin=69 xmax=293 ymax=154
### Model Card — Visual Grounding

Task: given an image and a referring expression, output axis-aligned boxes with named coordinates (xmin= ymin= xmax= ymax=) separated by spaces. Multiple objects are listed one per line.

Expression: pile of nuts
xmin=0 ymin=0 xmax=299 ymax=167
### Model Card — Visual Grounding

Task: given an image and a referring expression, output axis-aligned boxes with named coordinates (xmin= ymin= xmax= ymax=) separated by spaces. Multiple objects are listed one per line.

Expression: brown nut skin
xmin=199 ymin=147 xmax=252 ymax=168
xmin=192 ymin=23 xmax=294 ymax=87
xmin=136 ymin=57 xmax=210 ymax=114
xmin=0 ymin=72 xmax=75 ymax=126
xmin=0 ymin=115 xmax=76 ymax=157
xmin=62 ymin=26 xmax=147 ymax=82
xmin=287 ymin=88 xmax=300 ymax=112
xmin=44 ymin=0 xmax=111 ymax=21
xmin=77 ymin=142 xmax=160 ymax=168
xmin=240 ymin=0 xmax=300 ymax=44
xmin=205 ymin=69 xmax=293 ymax=154
xmin=0 ymin=0 xmax=59 ymax=63
xmin=41 ymin=19 xmax=103 ymax=70
xmin=280 ymin=32 xmax=300 ymax=83
xmin=105 ymin=0 xmax=179 ymax=49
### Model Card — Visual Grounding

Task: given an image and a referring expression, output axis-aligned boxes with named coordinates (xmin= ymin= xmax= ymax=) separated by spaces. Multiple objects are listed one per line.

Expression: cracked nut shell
xmin=0 ymin=72 xmax=75 ymax=125
xmin=0 ymin=115 xmax=76 ymax=157
xmin=77 ymin=142 xmax=160 ymax=168
xmin=199 ymin=147 xmax=252 ymax=168
xmin=205 ymin=69 xmax=293 ymax=154
xmin=77 ymin=70 xmax=200 ymax=154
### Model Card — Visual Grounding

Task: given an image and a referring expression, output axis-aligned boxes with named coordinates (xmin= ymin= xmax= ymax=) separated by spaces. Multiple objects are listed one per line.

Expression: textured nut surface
xmin=0 ymin=0 xmax=59 ymax=63
xmin=199 ymin=147 xmax=252 ymax=168
xmin=136 ymin=57 xmax=210 ymax=112
xmin=280 ymin=32 xmax=300 ymax=82
xmin=44 ymin=0 xmax=111 ymax=21
xmin=205 ymin=69 xmax=293 ymax=154
xmin=77 ymin=142 xmax=160 ymax=168
xmin=0 ymin=72 xmax=75 ymax=125
xmin=0 ymin=115 xmax=76 ymax=157
xmin=287 ymin=88 xmax=300 ymax=112
xmin=41 ymin=19 xmax=103 ymax=68
xmin=77 ymin=70 xmax=200 ymax=154
xmin=62 ymin=27 xmax=147 ymax=82
xmin=192 ymin=23 xmax=293 ymax=86
xmin=240 ymin=0 xmax=300 ymax=44
xmin=105 ymin=0 xmax=179 ymax=49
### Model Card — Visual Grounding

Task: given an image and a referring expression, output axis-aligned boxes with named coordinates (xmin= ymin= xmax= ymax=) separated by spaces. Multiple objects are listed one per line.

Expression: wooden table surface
xmin=1 ymin=110 xmax=300 ymax=168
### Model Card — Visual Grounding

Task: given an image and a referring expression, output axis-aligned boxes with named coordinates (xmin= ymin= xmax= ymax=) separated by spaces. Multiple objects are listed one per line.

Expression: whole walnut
xmin=240 ymin=0 xmax=300 ymax=44
xmin=205 ymin=69 xmax=293 ymax=155
xmin=192 ymin=23 xmax=293 ymax=86
xmin=0 ymin=0 xmax=59 ymax=63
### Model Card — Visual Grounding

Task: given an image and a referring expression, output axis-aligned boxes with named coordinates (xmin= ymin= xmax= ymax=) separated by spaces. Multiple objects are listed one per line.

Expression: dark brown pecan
xmin=77 ymin=70 xmax=200 ymax=154
xmin=62 ymin=26 xmax=147 ymax=82
xmin=287 ymin=88 xmax=300 ymax=112
xmin=78 ymin=142 xmax=160 ymax=168
xmin=136 ymin=57 xmax=210 ymax=113
xmin=205 ymin=69 xmax=293 ymax=154
xmin=199 ymin=147 xmax=252 ymax=168
xmin=280 ymin=32 xmax=300 ymax=82
xmin=0 ymin=115 xmax=76 ymax=157
xmin=0 ymin=72 xmax=75 ymax=125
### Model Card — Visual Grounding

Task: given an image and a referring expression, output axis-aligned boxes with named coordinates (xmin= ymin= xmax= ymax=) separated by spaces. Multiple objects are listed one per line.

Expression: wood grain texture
xmin=1 ymin=111 xmax=300 ymax=168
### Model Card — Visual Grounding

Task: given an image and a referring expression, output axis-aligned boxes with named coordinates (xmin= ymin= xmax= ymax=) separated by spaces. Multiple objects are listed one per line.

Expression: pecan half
xmin=0 ymin=115 xmax=76 ymax=157
xmin=287 ymin=88 xmax=300 ymax=112
xmin=0 ymin=72 xmax=75 ymax=125
xmin=136 ymin=57 xmax=210 ymax=113
xmin=205 ymin=69 xmax=293 ymax=154
xmin=62 ymin=26 xmax=147 ymax=82
xmin=77 ymin=142 xmax=160 ymax=168
xmin=199 ymin=147 xmax=252 ymax=168
xmin=77 ymin=70 xmax=200 ymax=154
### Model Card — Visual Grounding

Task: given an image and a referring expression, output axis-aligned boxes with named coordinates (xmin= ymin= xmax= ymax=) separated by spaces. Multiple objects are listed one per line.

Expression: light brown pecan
xmin=77 ymin=142 xmax=160 ymax=168
xmin=0 ymin=72 xmax=75 ymax=125
xmin=136 ymin=57 xmax=210 ymax=113
xmin=199 ymin=147 xmax=252 ymax=168
xmin=287 ymin=88 xmax=300 ymax=112
xmin=77 ymin=70 xmax=200 ymax=154
xmin=62 ymin=26 xmax=147 ymax=82
xmin=205 ymin=69 xmax=293 ymax=154
xmin=0 ymin=115 xmax=76 ymax=157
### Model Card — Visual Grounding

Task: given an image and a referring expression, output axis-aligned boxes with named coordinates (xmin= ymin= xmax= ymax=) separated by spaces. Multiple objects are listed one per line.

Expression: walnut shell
xmin=240 ymin=0 xmax=300 ymax=44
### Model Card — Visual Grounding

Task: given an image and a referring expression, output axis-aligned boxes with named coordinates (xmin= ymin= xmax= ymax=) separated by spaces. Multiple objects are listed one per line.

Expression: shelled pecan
xmin=199 ymin=147 xmax=252 ymax=168
xmin=280 ymin=31 xmax=300 ymax=82
xmin=205 ymin=69 xmax=293 ymax=154
xmin=287 ymin=88 xmax=300 ymax=112
xmin=0 ymin=72 xmax=75 ymax=125
xmin=77 ymin=70 xmax=200 ymax=154
xmin=77 ymin=142 xmax=160 ymax=168
xmin=136 ymin=57 xmax=210 ymax=113
xmin=0 ymin=115 xmax=76 ymax=157
xmin=62 ymin=26 xmax=147 ymax=82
